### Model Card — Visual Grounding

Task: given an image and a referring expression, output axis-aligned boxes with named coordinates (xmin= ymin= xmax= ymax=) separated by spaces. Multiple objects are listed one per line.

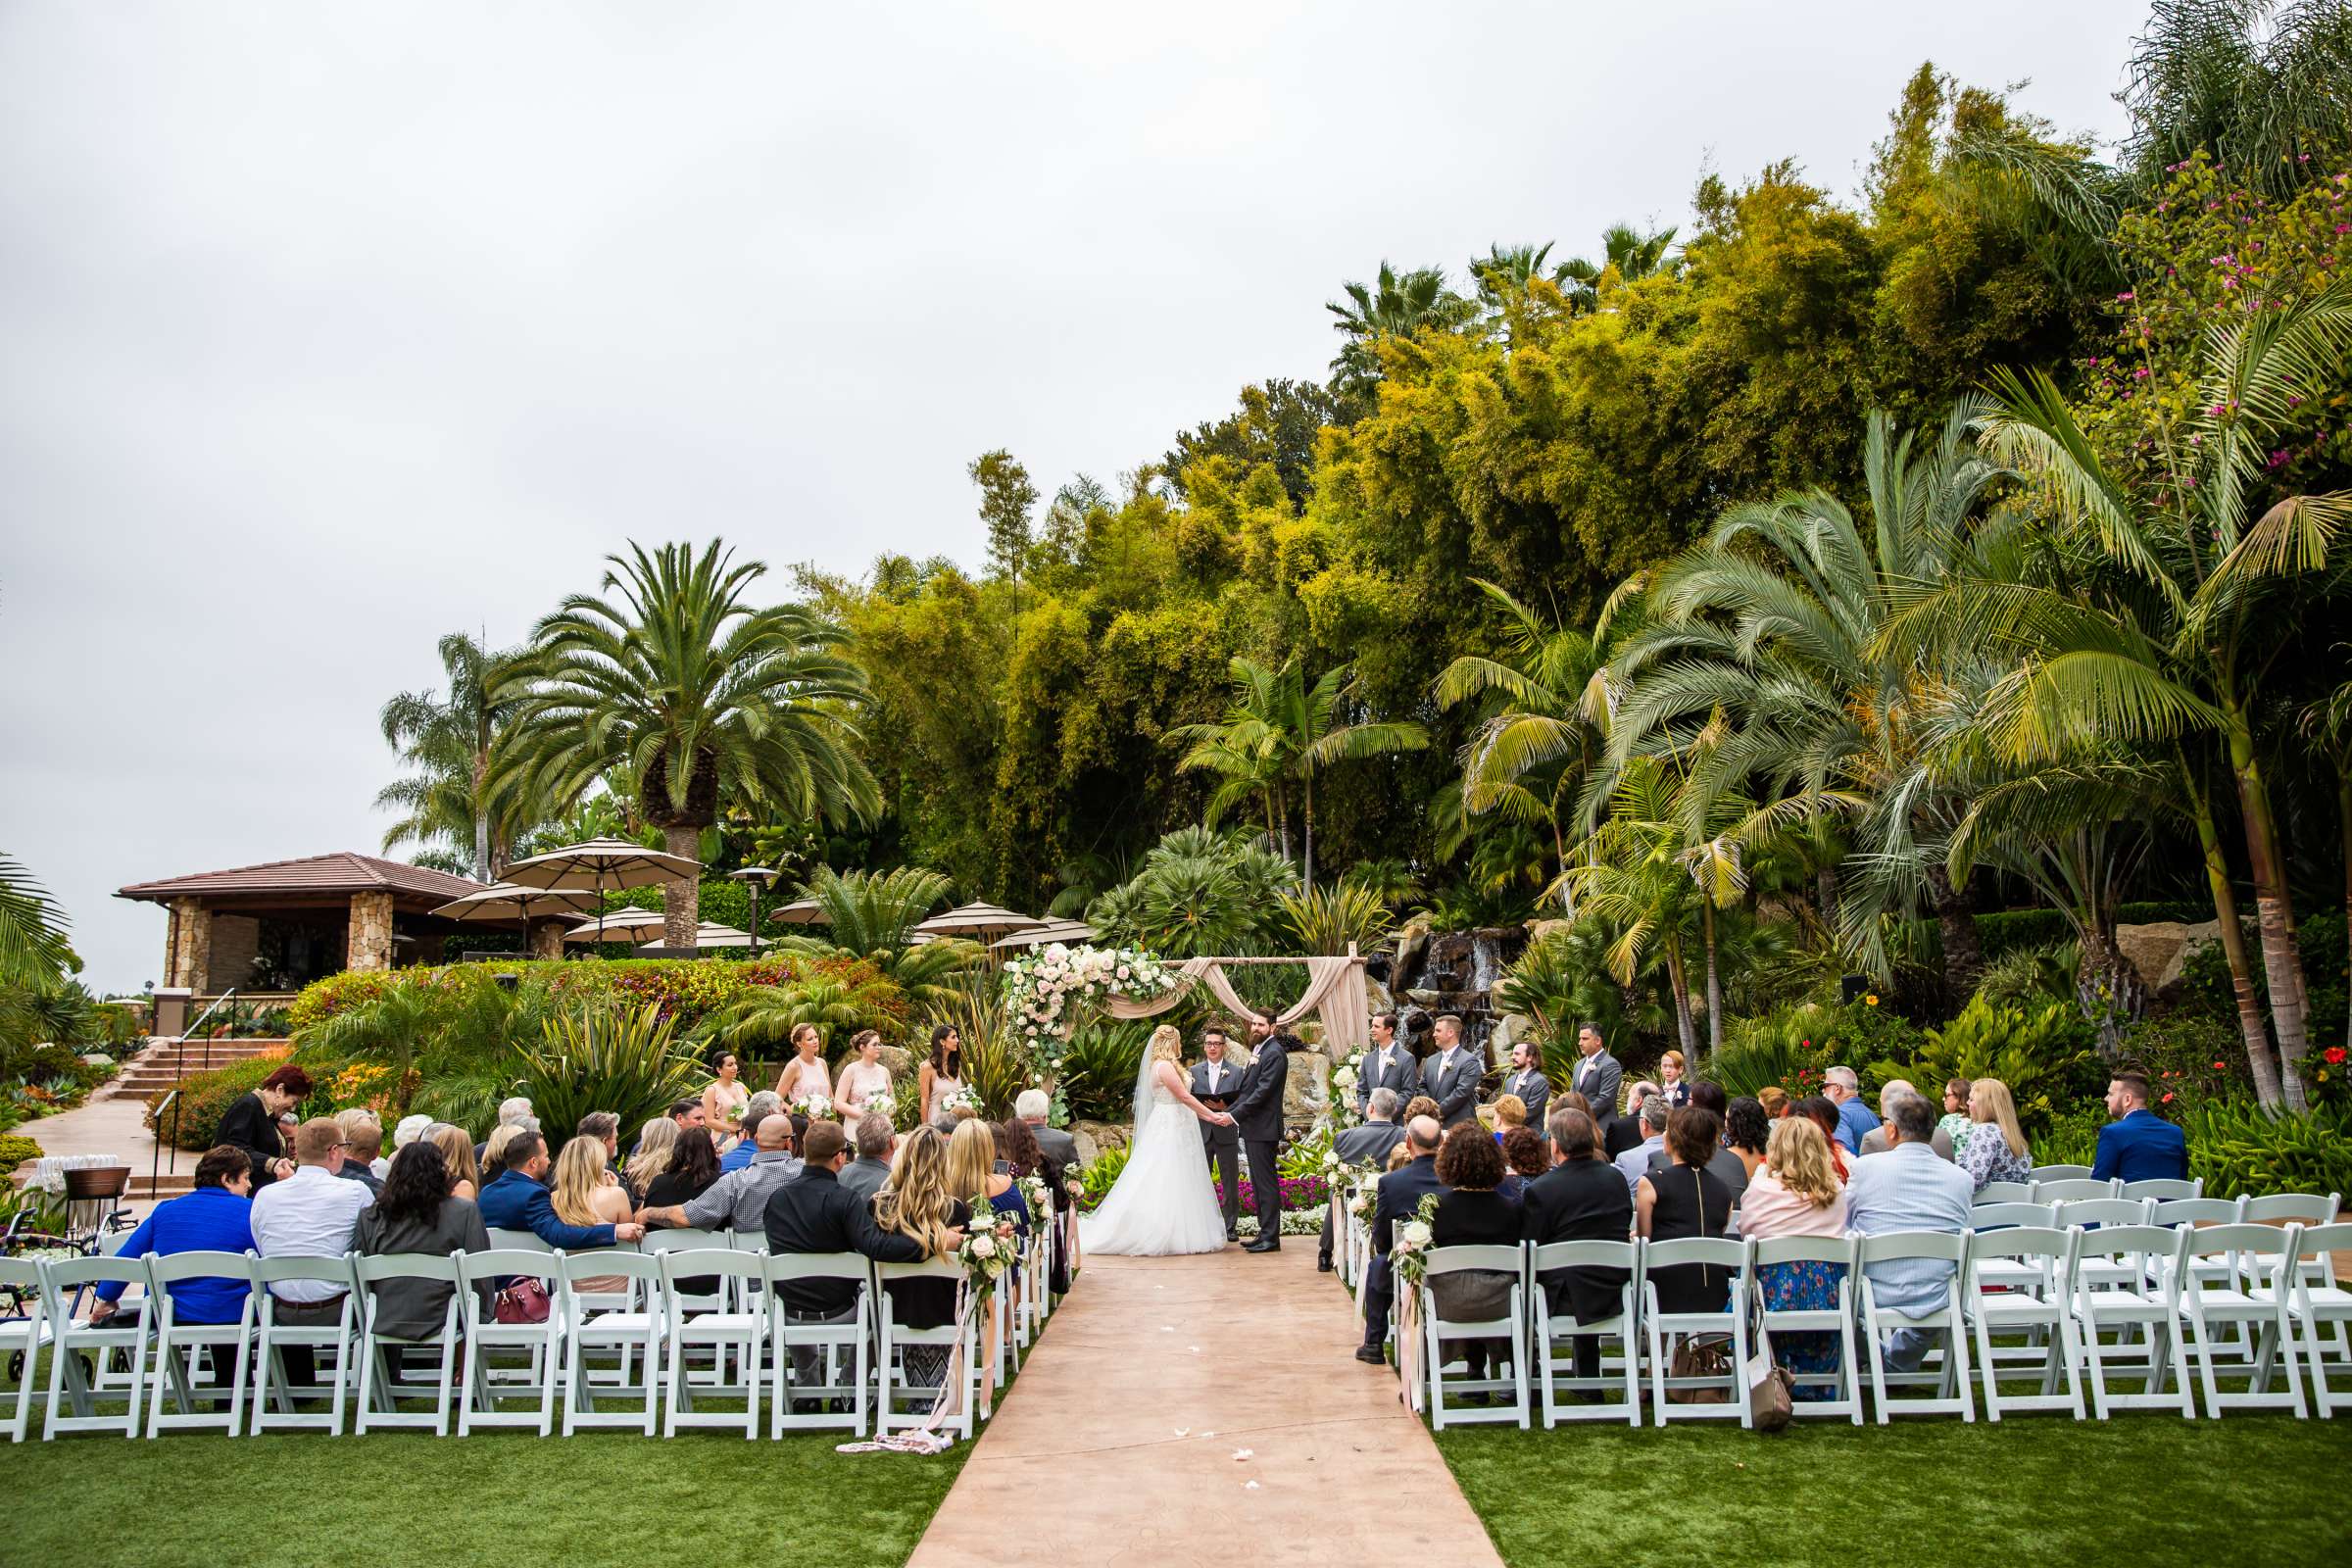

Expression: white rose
xmin=1399 ymin=1220 xmax=1432 ymax=1249
xmin=970 ymin=1236 xmax=997 ymax=1260
xmin=1116 ymin=964 xmax=1131 ymax=980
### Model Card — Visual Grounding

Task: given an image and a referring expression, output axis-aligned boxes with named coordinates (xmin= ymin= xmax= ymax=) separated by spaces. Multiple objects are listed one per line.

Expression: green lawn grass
xmin=0 ymin=1425 xmax=965 ymax=1566
xmin=1436 ymin=1416 xmax=2352 ymax=1567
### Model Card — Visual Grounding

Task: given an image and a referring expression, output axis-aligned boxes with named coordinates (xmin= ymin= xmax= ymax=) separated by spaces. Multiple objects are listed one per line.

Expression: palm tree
xmin=1171 ymin=658 xmax=1428 ymax=893
xmin=0 ymin=855 xmax=74 ymax=990
xmin=497 ymin=541 xmax=882 ymax=946
xmin=766 ymin=864 xmax=978 ymax=1010
xmin=1559 ymin=758 xmax=1709 ymax=1056
xmin=1325 ymin=261 xmax=1474 ymax=395
xmin=376 ymin=631 xmax=536 ymax=881
xmin=1558 ymin=222 xmax=1681 ymax=311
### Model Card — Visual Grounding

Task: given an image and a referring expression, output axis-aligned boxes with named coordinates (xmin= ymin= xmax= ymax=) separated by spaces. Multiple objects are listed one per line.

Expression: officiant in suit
xmin=1421 ymin=1013 xmax=1483 ymax=1129
xmin=1231 ymin=1011 xmax=1301 ymax=1252
xmin=1354 ymin=1011 xmax=1417 ymax=1119
xmin=1191 ymin=1025 xmax=1245 ymax=1242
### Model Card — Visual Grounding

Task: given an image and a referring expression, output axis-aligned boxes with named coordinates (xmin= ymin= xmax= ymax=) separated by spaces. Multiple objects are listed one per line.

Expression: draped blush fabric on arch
xmin=1102 ymin=955 xmax=1369 ymax=1057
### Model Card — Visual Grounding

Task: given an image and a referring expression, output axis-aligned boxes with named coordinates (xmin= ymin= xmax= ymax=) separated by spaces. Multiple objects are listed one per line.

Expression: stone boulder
xmin=2115 ymin=920 xmax=2221 ymax=997
xmin=1071 ymin=1119 xmax=1131 ymax=1165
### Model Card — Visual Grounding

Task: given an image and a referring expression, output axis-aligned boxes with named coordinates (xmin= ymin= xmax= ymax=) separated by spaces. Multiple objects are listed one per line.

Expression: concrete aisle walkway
xmin=907 ymin=1246 xmax=1502 ymax=1568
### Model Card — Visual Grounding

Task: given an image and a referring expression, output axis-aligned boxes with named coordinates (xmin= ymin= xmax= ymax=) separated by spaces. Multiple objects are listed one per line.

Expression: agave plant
xmin=512 ymin=1002 xmax=703 ymax=1154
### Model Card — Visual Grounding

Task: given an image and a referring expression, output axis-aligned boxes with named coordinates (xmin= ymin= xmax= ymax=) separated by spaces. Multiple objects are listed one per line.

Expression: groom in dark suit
xmin=1230 ymin=1011 xmax=1300 ymax=1252
xmin=1191 ymin=1026 xmax=1244 ymax=1242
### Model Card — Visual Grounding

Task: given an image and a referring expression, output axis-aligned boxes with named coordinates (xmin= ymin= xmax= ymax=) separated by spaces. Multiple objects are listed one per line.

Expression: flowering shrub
xmin=1000 ymin=943 xmax=1182 ymax=1090
xmin=1233 ymin=1175 xmax=1329 ymax=1213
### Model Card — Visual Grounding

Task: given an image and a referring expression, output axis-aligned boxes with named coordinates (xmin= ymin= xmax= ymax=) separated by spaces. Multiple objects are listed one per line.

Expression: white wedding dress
xmin=1080 ymin=1063 xmax=1230 ymax=1256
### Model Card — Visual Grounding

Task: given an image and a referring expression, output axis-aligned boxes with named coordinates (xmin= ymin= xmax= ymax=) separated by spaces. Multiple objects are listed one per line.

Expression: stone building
xmin=118 ymin=852 xmax=489 ymax=995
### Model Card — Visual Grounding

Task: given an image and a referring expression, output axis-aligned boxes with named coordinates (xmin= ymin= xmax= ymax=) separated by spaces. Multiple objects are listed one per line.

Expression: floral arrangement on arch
xmin=1000 ymin=943 xmax=1184 ymax=1086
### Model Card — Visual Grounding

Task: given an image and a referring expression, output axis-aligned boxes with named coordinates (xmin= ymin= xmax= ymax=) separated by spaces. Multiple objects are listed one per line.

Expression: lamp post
xmin=727 ymin=866 xmax=780 ymax=958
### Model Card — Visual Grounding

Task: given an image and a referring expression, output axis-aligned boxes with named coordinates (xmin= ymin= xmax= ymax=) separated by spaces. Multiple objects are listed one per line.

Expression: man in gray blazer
xmin=1421 ymin=1013 xmax=1483 ymax=1129
xmin=1354 ymin=1011 xmax=1418 ymax=1119
xmin=1015 ymin=1089 xmax=1079 ymax=1170
xmin=1191 ymin=1027 xmax=1246 ymax=1242
xmin=1318 ymin=1087 xmax=1409 ymax=1271
xmin=1568 ymin=1021 xmax=1623 ymax=1133
xmin=1499 ymin=1039 xmax=1550 ymax=1132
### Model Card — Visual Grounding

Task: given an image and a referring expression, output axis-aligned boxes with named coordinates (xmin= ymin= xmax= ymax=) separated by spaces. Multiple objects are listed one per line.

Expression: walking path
xmin=908 ymin=1246 xmax=1502 ymax=1568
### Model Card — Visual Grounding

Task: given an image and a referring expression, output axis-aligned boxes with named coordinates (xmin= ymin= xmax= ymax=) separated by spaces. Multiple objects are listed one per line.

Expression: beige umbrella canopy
xmin=564 ymin=909 xmax=669 ymax=943
xmin=911 ymin=902 xmax=1045 ymax=940
xmin=768 ymin=899 xmax=828 ymax=925
xmin=429 ymin=883 xmax=601 ymax=921
xmin=502 ymin=838 xmax=701 ymax=892
xmin=990 ymin=917 xmax=1099 ymax=952
xmin=638 ymin=922 xmax=754 ymax=951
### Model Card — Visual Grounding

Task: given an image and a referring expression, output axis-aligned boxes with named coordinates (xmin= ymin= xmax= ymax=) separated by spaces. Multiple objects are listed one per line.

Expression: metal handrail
xmin=172 ymin=986 xmax=238 ymax=1101
xmin=154 ymin=1090 xmax=179 ymax=1185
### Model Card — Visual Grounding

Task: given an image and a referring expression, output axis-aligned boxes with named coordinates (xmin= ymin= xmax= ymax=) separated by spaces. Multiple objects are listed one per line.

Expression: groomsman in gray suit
xmin=1191 ymin=1026 xmax=1244 ymax=1242
xmin=1569 ymin=1021 xmax=1623 ymax=1135
xmin=1501 ymin=1039 xmax=1550 ymax=1132
xmin=1421 ymin=1013 xmax=1483 ymax=1129
xmin=1354 ymin=1011 xmax=1417 ymax=1118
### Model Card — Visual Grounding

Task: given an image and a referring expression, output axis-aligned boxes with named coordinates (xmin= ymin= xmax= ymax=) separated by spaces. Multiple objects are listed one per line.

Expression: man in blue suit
xmin=2090 ymin=1071 xmax=2190 ymax=1183
xmin=477 ymin=1130 xmax=646 ymax=1248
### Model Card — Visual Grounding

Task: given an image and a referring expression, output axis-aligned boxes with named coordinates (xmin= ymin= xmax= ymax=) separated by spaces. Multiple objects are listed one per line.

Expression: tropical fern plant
xmin=765 ymin=863 xmax=978 ymax=1007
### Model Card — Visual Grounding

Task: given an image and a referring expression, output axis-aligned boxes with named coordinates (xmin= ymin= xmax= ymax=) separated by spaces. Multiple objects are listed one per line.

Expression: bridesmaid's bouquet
xmin=862 ymin=1092 xmax=897 ymax=1125
xmin=938 ymin=1086 xmax=981 ymax=1118
xmin=790 ymin=1092 xmax=836 ymax=1122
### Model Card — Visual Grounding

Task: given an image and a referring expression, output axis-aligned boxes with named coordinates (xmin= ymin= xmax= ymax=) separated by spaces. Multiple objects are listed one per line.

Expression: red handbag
xmin=494 ymin=1276 xmax=552 ymax=1323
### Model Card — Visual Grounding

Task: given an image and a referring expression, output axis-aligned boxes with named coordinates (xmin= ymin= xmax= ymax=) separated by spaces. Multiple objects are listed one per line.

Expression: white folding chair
xmin=644 ymin=1229 xmax=735 ymax=1312
xmin=2124 ymin=1178 xmax=2203 ymax=1202
xmin=1856 ymin=1232 xmax=1975 ymax=1421
xmin=562 ymin=1251 xmax=664 ymax=1436
xmin=39 ymin=1254 xmax=149 ymax=1439
xmin=1963 ymin=1226 xmax=2084 ymax=1420
xmin=876 ymin=1258 xmax=977 ymax=1441
xmin=2245 ymin=1193 xmax=2344 ymax=1343
xmin=1967 ymin=1203 xmax=2060 ymax=1298
xmin=2034 ymin=1164 xmax=2097 ymax=1183
xmin=2177 ymin=1222 xmax=2305 ymax=1417
xmin=1530 ymin=1240 xmax=1642 ymax=1427
xmin=248 ymin=1254 xmax=361 ymax=1435
xmin=2034 ymin=1177 xmax=2124 ymax=1205
xmin=2072 ymin=1223 xmax=2194 ymax=1418
xmin=486 ymin=1227 xmax=555 ymax=1253
xmin=1419 ymin=1244 xmax=1529 ymax=1430
xmin=1642 ymin=1237 xmax=1751 ymax=1426
xmin=2055 ymin=1198 xmax=2159 ymax=1291
xmin=765 ymin=1254 xmax=873 ymax=1436
xmin=1969 ymin=1201 xmax=2057 ymax=1230
xmin=2153 ymin=1197 xmax=2243 ymax=1228
xmin=350 ymin=1252 xmax=463 ymax=1435
xmin=661 ymin=1250 xmax=767 ymax=1437
xmin=0 ymin=1257 xmax=55 ymax=1442
xmin=457 ymin=1250 xmax=563 ymax=1435
xmin=1749 ymin=1235 xmax=1862 ymax=1423
xmin=143 ymin=1250 xmax=256 ymax=1437
xmin=1974 ymin=1181 xmax=2036 ymax=1205
xmin=2280 ymin=1221 xmax=2352 ymax=1416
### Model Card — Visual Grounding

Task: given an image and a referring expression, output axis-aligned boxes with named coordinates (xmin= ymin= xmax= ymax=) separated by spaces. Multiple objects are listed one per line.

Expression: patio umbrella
xmin=430 ymin=882 xmax=601 ymax=957
xmin=768 ymin=898 xmax=828 ymax=925
xmin=564 ymin=909 xmax=669 ymax=944
xmin=910 ymin=902 xmax=1046 ymax=940
xmin=501 ymin=837 xmax=703 ymax=941
xmin=990 ymin=917 xmax=1099 ymax=952
xmin=638 ymin=921 xmax=754 ymax=951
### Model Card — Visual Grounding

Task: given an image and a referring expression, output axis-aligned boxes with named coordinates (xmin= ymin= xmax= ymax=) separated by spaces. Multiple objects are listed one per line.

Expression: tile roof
xmin=118 ymin=853 xmax=487 ymax=905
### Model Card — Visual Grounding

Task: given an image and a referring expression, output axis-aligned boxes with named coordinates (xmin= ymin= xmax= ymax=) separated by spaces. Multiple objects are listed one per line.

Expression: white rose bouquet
xmin=790 ymin=1092 xmax=836 ymax=1122
xmin=1392 ymin=1193 xmax=1442 ymax=1290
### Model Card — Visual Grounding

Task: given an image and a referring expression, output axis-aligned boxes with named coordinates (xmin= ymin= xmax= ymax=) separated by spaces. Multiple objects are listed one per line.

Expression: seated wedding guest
xmin=836 ymin=1030 xmax=895 ymax=1122
xmin=1429 ymin=1122 xmax=1521 ymax=1390
xmin=1636 ymin=1106 xmax=1734 ymax=1316
xmin=336 ymin=1110 xmax=384 ymax=1197
xmin=353 ymin=1141 xmax=492 ymax=1360
xmin=722 ymin=1095 xmax=782 ymax=1171
xmin=1321 ymin=1087 xmax=1410 ymax=1271
xmin=999 ymin=1116 xmax=1044 ymax=1182
xmin=479 ymin=1123 xmax=529 ymax=1185
xmin=1612 ymin=1095 xmax=1671 ymax=1194
xmin=1795 ymin=1096 xmax=1852 ymax=1181
xmin=639 ymin=1117 xmax=721 ymax=1208
xmin=429 ymin=1122 xmax=481 ymax=1201
xmin=1384 ymin=1142 xmax=1418 ymax=1172
xmin=215 ymin=1063 xmax=312 ymax=1189
xmin=1859 ymin=1080 xmax=1954 ymax=1160
xmin=1558 ymin=1091 xmax=1594 ymax=1125
xmin=1937 ymin=1077 xmax=1976 ymax=1157
xmin=1015 ymin=1089 xmax=1077 ymax=1170
xmin=840 ymin=1112 xmax=897 ymax=1201
xmin=1356 ymin=1115 xmax=1446 ymax=1365
xmin=626 ymin=1117 xmax=680 ymax=1201
xmin=250 ymin=1117 xmax=376 ymax=1382
xmin=392 ymin=1113 xmax=434 ymax=1158
xmin=1823 ymin=1065 xmax=1880 ymax=1152
xmin=1959 ymin=1077 xmax=2034 ymax=1192
xmin=872 ymin=1126 xmax=971 ymax=1388
xmin=1740 ymin=1117 xmax=1850 ymax=1398
xmin=1497 ymin=1126 xmax=1547 ymax=1202
xmin=762 ymin=1119 xmax=933 ymax=1399
xmin=950 ymin=1118 xmax=1028 ymax=1237
xmin=1670 ymin=1082 xmax=1749 ymax=1204
xmin=1490 ymin=1094 xmax=1528 ymax=1146
xmin=551 ymin=1135 xmax=637 ymax=1296
xmin=479 ymin=1131 xmax=645 ymax=1249
xmin=474 ymin=1097 xmax=536 ymax=1169
xmin=88 ymin=1145 xmax=254 ymax=1327
xmin=1520 ymin=1108 xmax=1632 ymax=1382
xmin=2091 ymin=1071 xmax=2189 ymax=1182
xmin=1845 ymin=1094 xmax=1973 ymax=1370
xmin=1655 ymin=1051 xmax=1690 ymax=1108
xmin=1402 ymin=1095 xmax=1441 ymax=1125
xmin=1603 ymin=1083 xmax=1661 ymax=1160
xmin=1757 ymin=1086 xmax=1790 ymax=1120
xmin=1014 ymin=1089 xmax=1078 ymax=1293
xmin=1724 ymin=1097 xmax=1771 ymax=1190
xmin=641 ymin=1112 xmax=801 ymax=1232
xmin=577 ymin=1111 xmax=623 ymax=1171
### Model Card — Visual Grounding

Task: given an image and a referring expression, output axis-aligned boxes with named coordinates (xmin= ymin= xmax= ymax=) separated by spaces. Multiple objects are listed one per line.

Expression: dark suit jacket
xmin=1191 ymin=1058 xmax=1244 ymax=1148
xmin=2091 ymin=1109 xmax=2190 ymax=1183
xmin=1355 ymin=1043 xmax=1419 ymax=1114
xmin=476 ymin=1169 xmax=616 ymax=1250
xmin=353 ymin=1195 xmax=493 ymax=1340
xmin=1335 ymin=1121 xmax=1409 ymax=1168
xmin=760 ymin=1165 xmax=925 ymax=1316
xmin=1030 ymin=1123 xmax=1079 ymax=1170
xmin=1602 ymin=1110 xmax=1649 ymax=1160
xmin=1370 ymin=1154 xmax=1446 ymax=1259
xmin=1432 ymin=1187 xmax=1522 ymax=1249
xmin=1422 ymin=1047 xmax=1483 ymax=1127
xmin=213 ymin=1092 xmax=286 ymax=1188
xmin=1569 ymin=1051 xmax=1623 ymax=1123
xmin=1230 ymin=1040 xmax=1295 ymax=1145
xmin=1521 ymin=1157 xmax=1635 ymax=1324
xmin=1501 ymin=1066 xmax=1551 ymax=1129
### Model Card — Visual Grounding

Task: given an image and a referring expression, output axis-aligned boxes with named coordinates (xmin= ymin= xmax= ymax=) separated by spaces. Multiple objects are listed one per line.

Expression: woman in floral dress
xmin=1959 ymin=1077 xmax=2034 ymax=1193
xmin=1737 ymin=1117 xmax=1849 ymax=1400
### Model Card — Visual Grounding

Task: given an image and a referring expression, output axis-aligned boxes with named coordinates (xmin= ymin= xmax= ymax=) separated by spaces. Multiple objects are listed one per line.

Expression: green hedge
xmin=0 ymin=1133 xmax=42 ymax=1173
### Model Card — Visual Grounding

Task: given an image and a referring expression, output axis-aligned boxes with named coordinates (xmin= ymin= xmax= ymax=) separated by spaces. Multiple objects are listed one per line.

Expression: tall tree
xmin=1325 ymin=261 xmax=1474 ymax=397
xmin=970 ymin=449 xmax=1039 ymax=602
xmin=375 ymin=630 xmax=534 ymax=881
xmin=498 ymin=541 xmax=882 ymax=946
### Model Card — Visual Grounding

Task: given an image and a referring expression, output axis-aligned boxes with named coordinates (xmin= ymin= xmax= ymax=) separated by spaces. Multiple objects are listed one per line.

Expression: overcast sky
xmin=0 ymin=1 xmax=2150 ymax=994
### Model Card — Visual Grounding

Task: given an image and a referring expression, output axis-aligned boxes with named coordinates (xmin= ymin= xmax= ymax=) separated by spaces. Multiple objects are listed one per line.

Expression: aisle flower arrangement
xmin=959 ymin=1201 xmax=1024 ymax=1282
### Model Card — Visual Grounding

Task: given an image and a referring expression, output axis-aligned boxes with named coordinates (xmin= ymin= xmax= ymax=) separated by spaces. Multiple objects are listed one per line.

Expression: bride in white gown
xmin=1081 ymin=1024 xmax=1236 ymax=1256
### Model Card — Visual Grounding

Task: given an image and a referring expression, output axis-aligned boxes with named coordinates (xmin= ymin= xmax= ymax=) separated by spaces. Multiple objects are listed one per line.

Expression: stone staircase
xmin=95 ymin=1036 xmax=289 ymax=1104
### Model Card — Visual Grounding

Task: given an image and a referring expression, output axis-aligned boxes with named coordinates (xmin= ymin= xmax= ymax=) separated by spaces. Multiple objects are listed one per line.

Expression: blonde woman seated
xmin=1489 ymin=1093 xmax=1528 ymax=1146
xmin=1740 ymin=1117 xmax=1850 ymax=1400
xmin=1959 ymin=1077 xmax=2034 ymax=1193
xmin=836 ymin=1030 xmax=894 ymax=1121
xmin=428 ymin=1122 xmax=481 ymax=1202
xmin=871 ymin=1125 xmax=970 ymax=1389
xmin=626 ymin=1117 xmax=679 ymax=1203
xmin=702 ymin=1051 xmax=750 ymax=1139
xmin=550 ymin=1136 xmax=637 ymax=1298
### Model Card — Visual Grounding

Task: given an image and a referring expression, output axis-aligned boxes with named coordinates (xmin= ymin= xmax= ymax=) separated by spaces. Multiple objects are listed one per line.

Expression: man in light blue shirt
xmin=1613 ymin=1095 xmax=1671 ymax=1195
xmin=1824 ymin=1065 xmax=1880 ymax=1153
xmin=1843 ymin=1094 xmax=1973 ymax=1371
xmin=721 ymin=1094 xmax=782 ymax=1173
